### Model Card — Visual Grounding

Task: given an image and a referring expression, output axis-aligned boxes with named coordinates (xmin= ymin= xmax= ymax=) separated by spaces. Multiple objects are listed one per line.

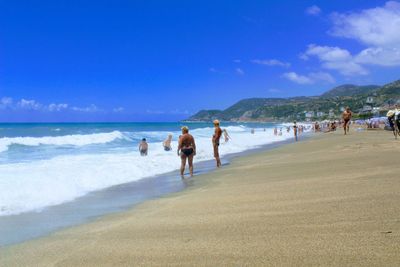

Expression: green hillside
xmin=187 ymin=79 xmax=400 ymax=122
xmin=321 ymin=84 xmax=379 ymax=98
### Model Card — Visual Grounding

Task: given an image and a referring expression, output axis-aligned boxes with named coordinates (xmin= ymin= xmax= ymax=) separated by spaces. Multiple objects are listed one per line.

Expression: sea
xmin=0 ymin=122 xmax=300 ymax=245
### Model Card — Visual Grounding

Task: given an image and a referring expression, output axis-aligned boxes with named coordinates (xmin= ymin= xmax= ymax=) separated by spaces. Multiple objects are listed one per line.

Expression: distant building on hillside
xmin=366 ymin=96 xmax=374 ymax=104
xmin=372 ymin=107 xmax=380 ymax=115
xmin=362 ymin=105 xmax=372 ymax=113
xmin=329 ymin=109 xmax=335 ymax=118
xmin=316 ymin=111 xmax=325 ymax=117
xmin=305 ymin=111 xmax=314 ymax=119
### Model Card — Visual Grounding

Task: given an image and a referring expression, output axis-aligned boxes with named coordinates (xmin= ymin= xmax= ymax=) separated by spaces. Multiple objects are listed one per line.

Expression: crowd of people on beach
xmin=137 ymin=120 xmax=312 ymax=178
xmin=136 ymin=104 xmax=400 ymax=179
xmin=311 ymin=105 xmax=400 ymax=140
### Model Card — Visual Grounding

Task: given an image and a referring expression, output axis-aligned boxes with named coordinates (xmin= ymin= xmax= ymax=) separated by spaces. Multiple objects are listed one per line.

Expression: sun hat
xmin=387 ymin=110 xmax=395 ymax=117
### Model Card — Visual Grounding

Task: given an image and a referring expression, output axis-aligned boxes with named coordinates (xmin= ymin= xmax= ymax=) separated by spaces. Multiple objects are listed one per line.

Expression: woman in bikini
xmin=177 ymin=126 xmax=196 ymax=178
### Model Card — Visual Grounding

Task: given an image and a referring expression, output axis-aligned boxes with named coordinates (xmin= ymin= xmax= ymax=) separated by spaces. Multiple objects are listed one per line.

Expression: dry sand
xmin=1 ymin=130 xmax=400 ymax=266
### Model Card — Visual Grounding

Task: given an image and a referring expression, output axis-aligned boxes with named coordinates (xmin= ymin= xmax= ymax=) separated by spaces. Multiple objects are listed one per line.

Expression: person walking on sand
xmin=342 ymin=107 xmax=352 ymax=135
xmin=139 ymin=138 xmax=148 ymax=156
xmin=222 ymin=129 xmax=231 ymax=142
xmin=177 ymin=126 xmax=196 ymax=179
xmin=212 ymin=120 xmax=222 ymax=168
xmin=293 ymin=121 xmax=298 ymax=141
xmin=163 ymin=134 xmax=173 ymax=151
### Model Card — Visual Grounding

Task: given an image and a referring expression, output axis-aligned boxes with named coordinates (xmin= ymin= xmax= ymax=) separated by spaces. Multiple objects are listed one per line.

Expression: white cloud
xmin=113 ymin=107 xmax=124 ymax=113
xmin=302 ymin=2 xmax=400 ymax=76
xmin=305 ymin=45 xmax=351 ymax=62
xmin=330 ymin=1 xmax=400 ymax=47
xmin=235 ymin=68 xmax=245 ymax=75
xmin=283 ymin=71 xmax=335 ymax=84
xmin=209 ymin=67 xmax=227 ymax=74
xmin=48 ymin=103 xmax=68 ymax=112
xmin=71 ymin=104 xmax=99 ymax=113
xmin=146 ymin=109 xmax=165 ymax=115
xmin=251 ymin=59 xmax=291 ymax=68
xmin=170 ymin=109 xmax=190 ymax=115
xmin=0 ymin=97 xmax=111 ymax=113
xmin=306 ymin=5 xmax=321 ymax=16
xmin=330 ymin=1 xmax=400 ymax=67
xmin=17 ymin=99 xmax=42 ymax=110
xmin=282 ymin=72 xmax=313 ymax=84
xmin=355 ymin=47 xmax=400 ymax=66
xmin=303 ymin=44 xmax=368 ymax=75
xmin=0 ymin=97 xmax=13 ymax=109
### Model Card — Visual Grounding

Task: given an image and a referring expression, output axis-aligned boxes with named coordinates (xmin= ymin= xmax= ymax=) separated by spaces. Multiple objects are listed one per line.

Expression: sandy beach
xmin=1 ymin=130 xmax=400 ymax=266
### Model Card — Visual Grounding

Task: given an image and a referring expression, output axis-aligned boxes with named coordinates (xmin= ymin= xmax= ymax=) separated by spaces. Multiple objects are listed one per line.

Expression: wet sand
xmin=1 ymin=130 xmax=400 ymax=266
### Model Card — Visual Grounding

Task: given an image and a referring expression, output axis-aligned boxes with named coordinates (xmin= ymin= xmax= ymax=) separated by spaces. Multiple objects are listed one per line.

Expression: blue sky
xmin=1 ymin=0 xmax=400 ymax=122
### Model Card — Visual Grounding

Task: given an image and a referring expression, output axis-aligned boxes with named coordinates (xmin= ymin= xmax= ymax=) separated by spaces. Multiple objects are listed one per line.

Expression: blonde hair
xmin=181 ymin=126 xmax=189 ymax=133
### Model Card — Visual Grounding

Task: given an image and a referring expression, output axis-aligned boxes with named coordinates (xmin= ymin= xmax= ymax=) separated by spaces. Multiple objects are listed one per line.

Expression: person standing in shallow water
xmin=342 ymin=107 xmax=352 ymax=135
xmin=139 ymin=138 xmax=148 ymax=156
xmin=212 ymin=120 xmax=222 ymax=168
xmin=163 ymin=134 xmax=173 ymax=151
xmin=293 ymin=121 xmax=298 ymax=141
xmin=177 ymin=126 xmax=196 ymax=179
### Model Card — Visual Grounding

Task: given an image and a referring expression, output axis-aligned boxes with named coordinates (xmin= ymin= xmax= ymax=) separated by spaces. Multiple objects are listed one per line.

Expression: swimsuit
xmin=140 ymin=149 xmax=147 ymax=156
xmin=164 ymin=146 xmax=171 ymax=151
xmin=181 ymin=148 xmax=194 ymax=156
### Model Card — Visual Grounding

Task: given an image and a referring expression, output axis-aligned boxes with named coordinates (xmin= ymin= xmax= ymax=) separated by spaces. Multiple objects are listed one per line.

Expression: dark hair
xmin=142 ymin=138 xmax=146 ymax=141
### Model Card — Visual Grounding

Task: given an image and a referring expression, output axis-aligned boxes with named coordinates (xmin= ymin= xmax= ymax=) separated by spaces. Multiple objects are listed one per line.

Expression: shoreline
xmin=2 ymin=130 xmax=399 ymax=266
xmin=0 ymin=133 xmax=301 ymax=247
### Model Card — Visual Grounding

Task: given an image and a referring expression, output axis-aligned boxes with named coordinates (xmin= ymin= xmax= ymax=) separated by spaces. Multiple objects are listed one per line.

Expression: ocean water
xmin=0 ymin=122 xmax=298 ymax=217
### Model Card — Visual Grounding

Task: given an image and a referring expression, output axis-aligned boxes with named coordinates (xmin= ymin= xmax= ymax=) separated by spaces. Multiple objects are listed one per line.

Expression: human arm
xmin=177 ymin=137 xmax=182 ymax=156
xmin=192 ymin=136 xmax=196 ymax=156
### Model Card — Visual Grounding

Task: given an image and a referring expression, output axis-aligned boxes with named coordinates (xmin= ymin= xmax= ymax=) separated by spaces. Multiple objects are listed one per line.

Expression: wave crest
xmin=0 ymin=131 xmax=125 ymax=152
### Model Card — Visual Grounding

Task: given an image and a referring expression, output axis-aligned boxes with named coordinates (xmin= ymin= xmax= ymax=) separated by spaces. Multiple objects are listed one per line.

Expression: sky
xmin=1 ymin=0 xmax=400 ymax=122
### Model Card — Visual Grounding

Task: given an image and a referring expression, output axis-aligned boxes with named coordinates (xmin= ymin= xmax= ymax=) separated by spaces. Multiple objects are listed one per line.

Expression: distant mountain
xmin=377 ymin=80 xmax=400 ymax=96
xmin=321 ymin=84 xmax=380 ymax=98
xmin=185 ymin=109 xmax=222 ymax=121
xmin=186 ymin=79 xmax=400 ymax=122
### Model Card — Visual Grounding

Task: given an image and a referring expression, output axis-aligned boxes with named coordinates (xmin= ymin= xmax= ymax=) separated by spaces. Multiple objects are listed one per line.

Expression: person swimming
xmin=177 ymin=126 xmax=196 ymax=178
xmin=163 ymin=134 xmax=173 ymax=151
xmin=139 ymin=138 xmax=148 ymax=156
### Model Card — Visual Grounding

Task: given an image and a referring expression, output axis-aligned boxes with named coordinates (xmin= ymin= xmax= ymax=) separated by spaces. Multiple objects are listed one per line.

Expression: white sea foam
xmin=0 ymin=125 xmax=307 ymax=216
xmin=0 ymin=131 xmax=126 ymax=152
